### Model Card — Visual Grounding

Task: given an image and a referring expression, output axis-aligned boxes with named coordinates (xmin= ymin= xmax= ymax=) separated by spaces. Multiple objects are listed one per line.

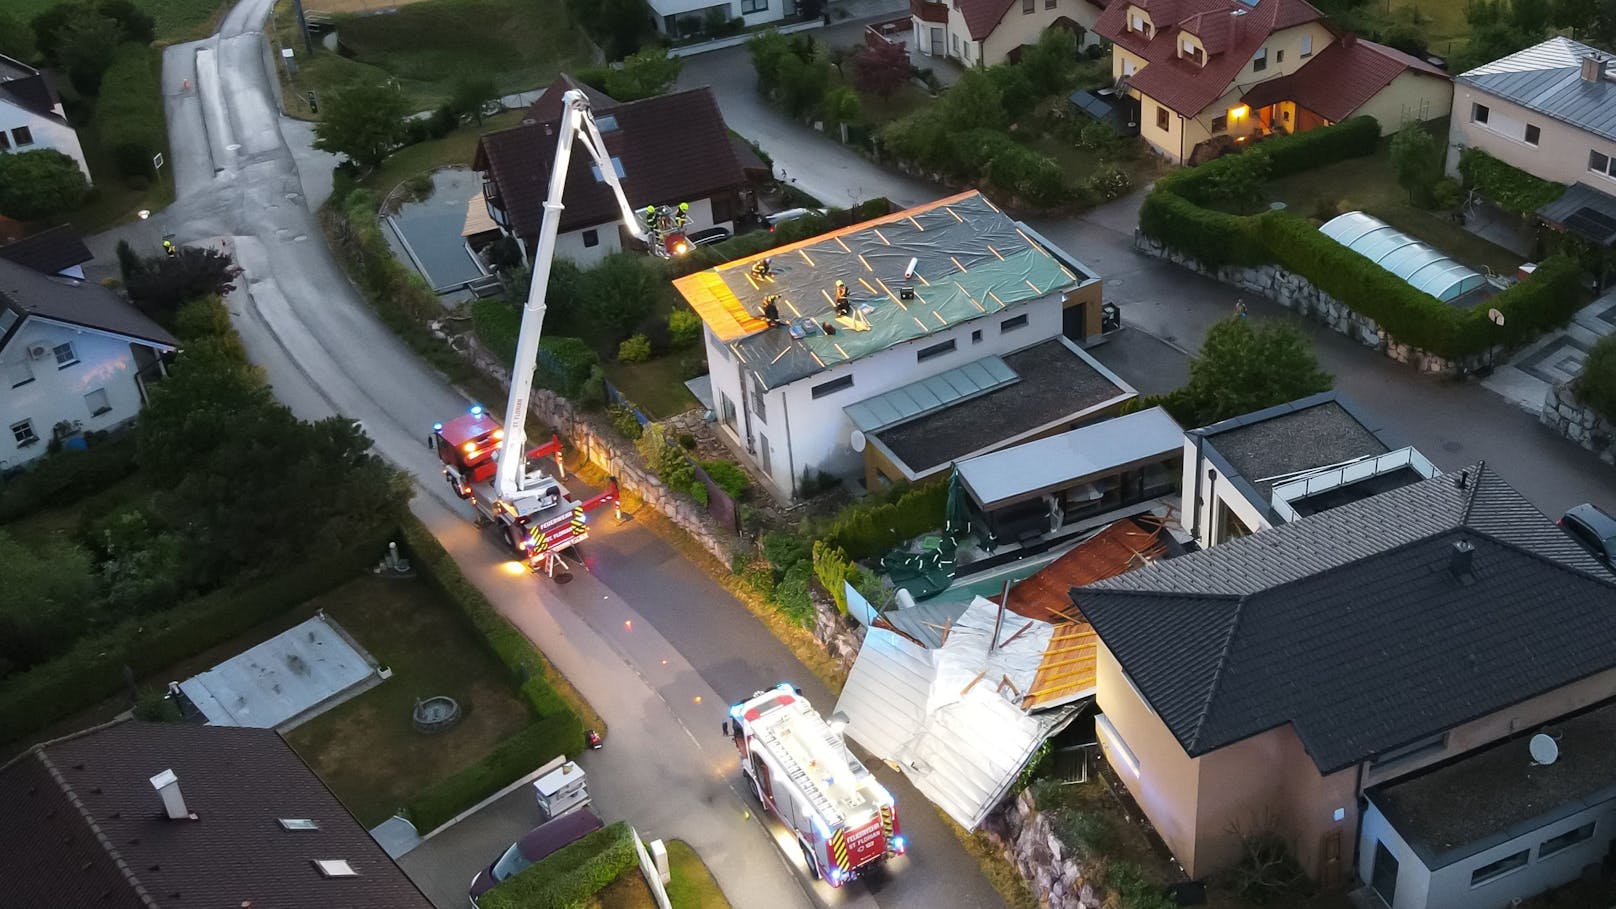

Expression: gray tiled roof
xmin=0 ymin=256 xmax=177 ymax=350
xmin=1458 ymin=36 xmax=1616 ymax=143
xmin=1076 ymin=463 xmax=1616 ymax=773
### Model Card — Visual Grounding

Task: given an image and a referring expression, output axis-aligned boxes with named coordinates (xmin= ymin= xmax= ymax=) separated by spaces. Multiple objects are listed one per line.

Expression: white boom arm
xmin=496 ymin=90 xmax=652 ymax=501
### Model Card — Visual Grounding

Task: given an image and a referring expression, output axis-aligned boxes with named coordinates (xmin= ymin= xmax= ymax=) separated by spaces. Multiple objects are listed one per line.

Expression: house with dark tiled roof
xmin=0 ymin=53 xmax=90 ymax=181
xmin=0 ymin=719 xmax=434 ymax=908
xmin=907 ymin=0 xmax=1103 ymax=68
xmin=1093 ymin=0 xmax=1450 ymax=163
xmin=1 ymin=255 xmax=175 ymax=469
xmin=472 ymin=80 xmax=748 ymax=266
xmin=1071 ymin=461 xmax=1616 ymax=905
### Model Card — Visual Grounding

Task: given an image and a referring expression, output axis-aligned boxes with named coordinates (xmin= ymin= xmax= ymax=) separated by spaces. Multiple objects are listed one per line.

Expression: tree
xmin=941 ymin=68 xmax=1008 ymax=132
xmin=56 ymin=13 xmax=122 ymax=94
xmin=1552 ymin=0 xmax=1601 ymax=35
xmin=0 ymin=149 xmax=88 ymax=221
xmin=313 ymin=82 xmax=410 ymax=170
xmin=569 ymin=0 xmax=654 ymax=60
xmin=852 ymin=39 xmax=910 ymax=99
xmin=96 ymin=0 xmax=153 ymax=44
xmin=125 ymin=247 xmax=237 ymax=325
xmin=1018 ymin=26 xmax=1080 ymax=96
xmin=820 ymin=86 xmax=861 ymax=131
xmin=1390 ymin=125 xmax=1442 ymax=207
xmin=0 ymin=531 xmax=99 ymax=676
xmin=445 ymin=75 xmax=497 ymax=125
xmin=1162 ymin=316 xmax=1333 ymax=428
xmin=33 ymin=0 xmax=152 ymax=72
xmin=603 ymin=45 xmax=683 ymax=101
xmin=987 ymin=63 xmax=1038 ymax=121
xmin=578 ymin=252 xmax=662 ymax=343
xmin=0 ymin=11 xmax=36 ymax=61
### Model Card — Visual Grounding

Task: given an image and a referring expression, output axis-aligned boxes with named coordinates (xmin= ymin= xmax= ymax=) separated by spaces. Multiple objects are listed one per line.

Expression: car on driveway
xmin=1560 ymin=503 xmax=1616 ymax=565
xmin=766 ymin=207 xmax=828 ymax=231
xmin=686 ymin=226 xmax=732 ymax=247
xmin=468 ymin=808 xmax=603 ymax=906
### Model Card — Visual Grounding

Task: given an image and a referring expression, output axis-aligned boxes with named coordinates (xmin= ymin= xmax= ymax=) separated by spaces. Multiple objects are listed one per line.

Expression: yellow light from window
xmin=1230 ymin=105 xmax=1250 ymax=119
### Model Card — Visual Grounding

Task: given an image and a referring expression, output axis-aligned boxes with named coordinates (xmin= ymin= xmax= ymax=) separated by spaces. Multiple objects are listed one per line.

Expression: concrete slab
xmin=372 ymin=815 xmax=423 ymax=859
xmin=684 ymin=374 xmax=715 ymax=412
xmin=1485 ymin=292 xmax=1616 ymax=414
xmin=179 ymin=613 xmax=380 ymax=730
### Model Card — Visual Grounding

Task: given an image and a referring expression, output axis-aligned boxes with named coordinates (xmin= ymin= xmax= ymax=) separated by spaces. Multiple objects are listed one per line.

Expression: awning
xmin=956 ymin=406 xmax=1183 ymax=510
xmin=845 ymin=356 xmax=1018 ymax=433
xmin=1538 ymin=181 xmax=1616 ymax=247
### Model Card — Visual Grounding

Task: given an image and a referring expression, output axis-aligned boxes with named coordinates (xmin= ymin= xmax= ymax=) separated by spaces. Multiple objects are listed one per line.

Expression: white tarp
xmin=180 ymin=614 xmax=379 ymax=730
xmin=834 ymin=597 xmax=1080 ymax=830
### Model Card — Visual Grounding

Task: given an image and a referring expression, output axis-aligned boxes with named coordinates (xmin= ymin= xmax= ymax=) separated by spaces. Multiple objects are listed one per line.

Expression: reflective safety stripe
xmin=880 ymin=805 xmax=894 ymax=847
xmin=829 ymin=829 xmax=850 ymax=870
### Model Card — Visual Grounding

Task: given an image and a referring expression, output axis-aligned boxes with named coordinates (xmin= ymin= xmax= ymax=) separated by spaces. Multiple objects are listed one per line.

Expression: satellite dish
xmin=850 ymin=429 xmax=866 ymax=452
xmin=1529 ymin=733 xmax=1559 ymax=765
xmin=1488 ymin=307 xmax=1506 ymax=327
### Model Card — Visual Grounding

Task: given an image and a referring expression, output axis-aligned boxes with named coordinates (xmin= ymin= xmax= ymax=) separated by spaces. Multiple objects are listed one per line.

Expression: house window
xmin=53 ymin=342 xmax=78 ymax=368
xmin=11 ymin=126 xmax=32 ymax=147
xmin=1300 ymin=34 xmax=1313 ymax=57
xmin=742 ymin=0 xmax=767 ymax=12
xmin=1252 ymin=47 xmax=1267 ymax=72
xmin=1470 ymin=849 xmax=1528 ymax=887
xmin=1275 ymin=48 xmax=1284 ymax=63
xmin=757 ymin=433 xmax=771 ymax=475
xmin=1095 ymin=714 xmax=1139 ymax=776
xmin=1591 ymin=150 xmax=1616 ymax=178
xmin=751 ymin=380 xmax=767 ymax=424
xmin=811 ymin=375 xmax=854 ymax=399
xmin=1122 ymin=56 xmax=1136 ymax=76
xmin=5 ymin=357 xmax=32 ymax=388
xmin=1023 ymin=0 xmax=1034 ymax=12
xmin=1127 ymin=12 xmax=1150 ymax=37
xmin=1212 ymin=114 xmax=1228 ymax=133
xmin=1001 ymin=313 xmax=1029 ymax=332
xmin=952 ymin=32 xmax=960 ymax=55
xmin=0 ymin=131 xmax=9 ymax=150
xmin=1525 ymin=124 xmax=1541 ymax=146
xmin=916 ymin=338 xmax=956 ymax=362
xmin=84 ymin=388 xmax=111 ymax=417
xmin=1540 ymin=822 xmax=1597 ymax=858
xmin=719 ymin=392 xmax=737 ymax=428
xmin=588 ymin=157 xmax=626 ymax=182
xmin=1472 ymin=102 xmax=1490 ymax=124
xmin=1045 ymin=0 xmax=1056 ymax=7
xmin=971 ymin=328 xmax=982 ymax=343
xmin=1156 ymin=105 xmax=1170 ymax=131
xmin=10 ymin=419 xmax=38 ymax=447
xmin=582 ymin=229 xmax=600 ymax=248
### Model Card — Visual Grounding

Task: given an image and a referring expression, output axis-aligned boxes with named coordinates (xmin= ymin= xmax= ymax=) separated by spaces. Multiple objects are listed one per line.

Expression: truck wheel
xmin=800 ymin=843 xmax=821 ymax=880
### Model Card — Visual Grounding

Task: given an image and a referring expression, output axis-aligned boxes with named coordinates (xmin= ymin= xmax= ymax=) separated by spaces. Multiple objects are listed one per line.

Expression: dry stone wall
xmin=982 ymin=790 xmax=1109 ymax=909
xmin=1542 ymin=383 xmax=1616 ymax=464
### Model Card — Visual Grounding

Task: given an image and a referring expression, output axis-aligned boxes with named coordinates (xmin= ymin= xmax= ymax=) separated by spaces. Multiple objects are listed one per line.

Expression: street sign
xmin=281 ymin=47 xmax=294 ymax=59
xmin=152 ymin=152 xmax=164 ymax=171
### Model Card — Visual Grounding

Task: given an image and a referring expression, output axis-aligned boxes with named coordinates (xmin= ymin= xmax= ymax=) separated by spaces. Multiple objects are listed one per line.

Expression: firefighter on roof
xmin=761 ymin=294 xmax=784 ymax=326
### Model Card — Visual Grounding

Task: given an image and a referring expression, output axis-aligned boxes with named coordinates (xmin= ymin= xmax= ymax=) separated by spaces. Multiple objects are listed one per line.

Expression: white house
xmin=0 ymin=54 xmax=91 ymax=182
xmin=909 ymin=0 xmax=1099 ymax=67
xmin=0 ymin=256 xmax=175 ymax=470
xmin=648 ymin=0 xmax=788 ymax=37
xmin=675 ymin=191 xmax=1110 ymax=499
xmin=473 ymin=80 xmax=749 ymax=267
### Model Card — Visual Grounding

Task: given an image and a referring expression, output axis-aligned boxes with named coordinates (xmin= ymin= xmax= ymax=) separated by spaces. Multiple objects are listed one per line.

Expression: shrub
xmin=1578 ymin=334 xmax=1616 ymax=423
xmin=1102 ymin=861 xmax=1176 ymax=909
xmin=1476 ymin=255 xmax=1585 ymax=351
xmin=668 ymin=307 xmax=703 ymax=347
xmin=406 ymin=716 xmax=583 ymax=833
xmin=761 ymin=530 xmax=812 ymax=578
xmin=809 ymin=540 xmax=878 ymax=614
xmin=1432 ymin=177 xmax=1463 ymax=210
xmin=1138 ymin=190 xmax=1266 ymax=268
xmin=699 ymin=459 xmax=749 ymax=500
xmin=774 ymin=560 xmax=815 ymax=625
xmin=471 ymin=297 xmax=520 ymax=362
xmin=819 ymin=481 xmax=948 ymax=560
xmin=479 ymin=822 xmax=637 ymax=909
xmin=1232 ymin=831 xmax=1313 ymax=905
xmin=0 ymin=434 xmax=138 ymax=522
xmin=1458 ymin=147 xmax=1566 ymax=215
xmin=1050 ymin=808 xmax=1116 ymax=856
xmin=607 ymin=403 xmax=643 ymax=440
xmin=96 ymin=43 xmax=165 ymax=181
xmin=616 ymin=333 xmax=653 ymax=363
xmin=677 ymin=433 xmax=697 ymax=449
xmin=536 ymin=337 xmax=601 ymax=397
xmin=1252 ymin=115 xmax=1379 ymax=178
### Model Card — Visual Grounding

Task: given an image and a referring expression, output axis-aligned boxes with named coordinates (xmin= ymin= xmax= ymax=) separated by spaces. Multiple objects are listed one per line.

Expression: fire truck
xmin=433 ymin=89 xmax=685 ymax=575
xmin=727 ymin=684 xmax=904 ymax=886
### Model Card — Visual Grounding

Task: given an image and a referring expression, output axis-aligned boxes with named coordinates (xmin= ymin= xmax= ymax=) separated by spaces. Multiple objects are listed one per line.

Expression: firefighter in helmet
xmin=761 ymin=294 xmax=784 ymax=326
xmin=751 ymin=257 xmax=774 ymax=281
xmin=675 ymin=201 xmax=690 ymax=228
xmin=833 ymin=280 xmax=851 ymax=317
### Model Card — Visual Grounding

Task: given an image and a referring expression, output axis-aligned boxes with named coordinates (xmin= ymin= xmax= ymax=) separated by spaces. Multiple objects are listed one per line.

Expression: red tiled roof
xmin=959 ymin=0 xmax=1016 ymax=40
xmin=999 ymin=517 xmax=1171 ymax=623
xmin=475 ymin=86 xmax=746 ymax=241
xmin=1095 ymin=0 xmax=1324 ymax=117
xmin=1241 ymin=35 xmax=1449 ymax=122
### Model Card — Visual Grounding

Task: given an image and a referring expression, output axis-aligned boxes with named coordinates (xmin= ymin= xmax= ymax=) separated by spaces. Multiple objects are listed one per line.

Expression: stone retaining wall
xmin=1542 ymin=383 xmax=1616 ymax=465
xmin=1134 ymin=233 xmax=1494 ymax=377
xmin=981 ymin=790 xmax=1108 ymax=909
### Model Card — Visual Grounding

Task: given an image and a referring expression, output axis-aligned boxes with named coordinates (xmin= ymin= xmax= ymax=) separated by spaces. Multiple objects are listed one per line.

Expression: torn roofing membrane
xmin=682 ymin=192 xmax=1080 ymax=390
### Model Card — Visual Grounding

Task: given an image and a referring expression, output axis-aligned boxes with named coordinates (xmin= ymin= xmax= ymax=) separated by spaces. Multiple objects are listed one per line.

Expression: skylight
xmin=596 ymin=115 xmax=620 ymax=132
xmin=279 ymin=818 xmax=319 ymax=830
xmin=314 ymin=859 xmax=358 ymax=878
xmin=589 ymin=156 xmax=627 ymax=182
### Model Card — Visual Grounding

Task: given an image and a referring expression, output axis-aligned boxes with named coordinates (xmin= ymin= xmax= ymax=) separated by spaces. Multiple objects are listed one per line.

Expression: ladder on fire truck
xmin=754 ymin=710 xmax=849 ymax=827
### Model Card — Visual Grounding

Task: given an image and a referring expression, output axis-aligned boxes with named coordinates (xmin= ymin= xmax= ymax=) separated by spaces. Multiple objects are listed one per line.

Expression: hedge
xmin=1255 ymin=115 xmax=1380 ymax=179
xmin=1138 ymin=190 xmax=1267 ymax=269
xmin=1577 ymin=333 xmax=1616 ymax=423
xmin=820 ymin=480 xmax=949 ymax=561
xmin=95 ymin=43 xmax=165 ymax=180
xmin=1458 ymin=147 xmax=1567 ymax=216
xmin=0 ymin=526 xmax=388 ymax=745
xmin=405 ymin=713 xmax=584 ymax=833
xmin=480 ymin=821 xmax=638 ymax=909
xmin=0 ymin=434 xmax=139 ymax=522
xmin=536 ymin=337 xmax=601 ymax=397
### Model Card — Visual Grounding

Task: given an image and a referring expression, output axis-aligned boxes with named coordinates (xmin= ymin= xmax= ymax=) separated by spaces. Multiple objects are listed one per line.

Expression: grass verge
xmin=665 ymin=840 xmax=731 ymax=909
xmin=8 ymin=0 xmax=227 ymax=43
xmin=601 ymin=354 xmax=698 ymax=420
xmin=364 ymin=109 xmax=524 ymax=194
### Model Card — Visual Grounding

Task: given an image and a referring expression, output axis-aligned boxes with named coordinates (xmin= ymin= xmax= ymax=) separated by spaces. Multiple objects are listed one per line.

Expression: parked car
xmin=468 ymin=809 xmax=603 ymax=906
xmin=766 ymin=207 xmax=828 ymax=231
xmin=1560 ymin=503 xmax=1616 ymax=564
xmin=686 ymin=226 xmax=732 ymax=247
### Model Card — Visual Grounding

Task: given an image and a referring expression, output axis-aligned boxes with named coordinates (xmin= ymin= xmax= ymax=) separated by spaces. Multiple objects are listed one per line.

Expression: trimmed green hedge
xmin=536 ymin=337 xmax=600 ymax=397
xmin=0 ymin=530 xmax=386 ymax=744
xmin=1458 ymin=147 xmax=1566 ymax=216
xmin=405 ymin=714 xmax=583 ymax=833
xmin=821 ymin=481 xmax=949 ymax=561
xmin=1256 ymin=115 xmax=1381 ymax=178
xmin=481 ymin=821 xmax=637 ymax=909
xmin=0 ymin=435 xmax=139 ymax=522
xmin=1576 ymin=333 xmax=1616 ymax=423
xmin=96 ymin=44 xmax=165 ymax=180
xmin=1138 ymin=190 xmax=1267 ymax=268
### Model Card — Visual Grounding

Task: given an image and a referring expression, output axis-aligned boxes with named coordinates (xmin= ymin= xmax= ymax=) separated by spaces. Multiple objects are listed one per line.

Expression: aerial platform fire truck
xmin=726 ymin=684 xmax=904 ymax=886
xmin=433 ymin=89 xmax=684 ymax=575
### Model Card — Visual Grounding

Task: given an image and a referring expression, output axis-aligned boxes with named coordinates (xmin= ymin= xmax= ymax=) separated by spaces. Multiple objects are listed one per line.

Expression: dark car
xmin=686 ymin=226 xmax=732 ymax=247
xmin=1560 ymin=503 xmax=1616 ymax=564
xmin=468 ymin=809 xmax=603 ymax=906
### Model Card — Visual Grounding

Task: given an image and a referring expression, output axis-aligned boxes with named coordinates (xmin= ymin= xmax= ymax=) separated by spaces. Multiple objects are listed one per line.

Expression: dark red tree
xmin=852 ymin=39 xmax=910 ymax=99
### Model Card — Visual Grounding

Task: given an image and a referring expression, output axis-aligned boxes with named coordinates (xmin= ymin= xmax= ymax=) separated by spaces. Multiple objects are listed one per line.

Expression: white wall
xmin=0 ymin=319 xmax=150 ymax=469
xmin=1358 ymin=800 xmax=1434 ymax=909
xmin=552 ymin=197 xmax=728 ymax=267
xmin=0 ymin=100 xmax=91 ymax=182
xmin=728 ymin=294 xmax=1065 ymax=498
xmin=1445 ymin=83 xmax=1616 ymax=185
xmin=1180 ymin=436 xmax=1272 ymax=548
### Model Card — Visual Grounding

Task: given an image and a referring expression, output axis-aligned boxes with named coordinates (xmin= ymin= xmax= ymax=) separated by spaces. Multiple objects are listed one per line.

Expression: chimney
xmin=1342 ymin=32 xmax=1357 ymax=49
xmin=1449 ymin=539 xmax=1476 ymax=578
xmin=149 ymin=769 xmax=192 ymax=821
xmin=1582 ymin=54 xmax=1603 ymax=83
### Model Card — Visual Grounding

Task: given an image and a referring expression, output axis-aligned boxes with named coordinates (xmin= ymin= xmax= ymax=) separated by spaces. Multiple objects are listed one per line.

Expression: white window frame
xmin=1300 ymin=33 xmax=1313 ymax=57
xmin=54 ymin=341 xmax=78 ymax=368
xmin=1591 ymin=149 xmax=1616 ymax=179
xmin=741 ymin=0 xmax=767 ymax=12
xmin=84 ymin=388 xmax=111 ymax=417
xmin=10 ymin=418 xmax=38 ymax=447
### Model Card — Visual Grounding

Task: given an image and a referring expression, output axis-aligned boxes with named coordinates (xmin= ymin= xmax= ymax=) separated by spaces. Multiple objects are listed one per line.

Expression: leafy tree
xmin=987 ymin=63 xmax=1038 ymax=121
xmin=852 ymin=39 xmax=910 ymax=99
xmin=0 ymin=11 xmax=36 ymax=61
xmin=1390 ymin=125 xmax=1443 ymax=207
xmin=1162 ymin=316 xmax=1333 ymax=428
xmin=821 ymin=85 xmax=861 ymax=130
xmin=1018 ymin=26 xmax=1079 ymax=96
xmin=33 ymin=0 xmax=152 ymax=80
xmin=941 ymin=68 xmax=1008 ymax=132
xmin=313 ymin=82 xmax=410 ymax=170
xmin=1552 ymin=0 xmax=1601 ymax=35
xmin=116 ymin=239 xmax=146 ymax=285
xmin=0 ymin=531 xmax=98 ymax=677
xmin=748 ymin=29 xmax=792 ymax=90
xmin=125 ymin=247 xmax=236 ymax=326
xmin=56 ymin=14 xmax=122 ymax=94
xmin=579 ymin=252 xmax=662 ymax=343
xmin=95 ymin=0 xmax=153 ymax=44
xmin=569 ymin=0 xmax=654 ymax=60
xmin=604 ymin=45 xmax=683 ymax=101
xmin=0 ymin=149 xmax=88 ymax=221
xmin=1453 ymin=0 xmax=1549 ymax=72
xmin=92 ymin=508 xmax=187 ymax=614
xmin=445 ymin=75 xmax=498 ymax=125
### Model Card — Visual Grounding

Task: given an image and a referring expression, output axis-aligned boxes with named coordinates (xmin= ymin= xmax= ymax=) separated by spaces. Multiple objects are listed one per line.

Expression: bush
xmin=406 ymin=715 xmax=583 ymax=833
xmin=1102 ymin=861 xmax=1176 ymax=909
xmin=607 ymin=403 xmax=643 ymax=440
xmin=811 ymin=540 xmax=878 ymax=614
xmin=0 ymin=434 xmax=138 ymax=522
xmin=820 ymin=481 xmax=948 ymax=560
xmin=616 ymin=333 xmax=653 ymax=362
xmin=761 ymin=530 xmax=812 ymax=578
xmin=699 ymin=459 xmax=749 ymax=500
xmin=1432 ymin=176 xmax=1463 ymax=210
xmin=1050 ymin=808 xmax=1116 ymax=856
xmin=471 ymin=297 xmax=520 ymax=362
xmin=1254 ymin=115 xmax=1379 ymax=178
xmin=95 ymin=43 xmax=164 ymax=181
xmin=479 ymin=822 xmax=637 ymax=909
xmin=774 ymin=559 xmax=815 ymax=625
xmin=1478 ymin=255 xmax=1585 ymax=351
xmin=1138 ymin=190 xmax=1266 ymax=269
xmin=536 ymin=337 xmax=601 ymax=397
xmin=668 ymin=307 xmax=703 ymax=347
xmin=1578 ymin=334 xmax=1616 ymax=423
xmin=1458 ymin=147 xmax=1566 ymax=215
xmin=1232 ymin=831 xmax=1312 ymax=905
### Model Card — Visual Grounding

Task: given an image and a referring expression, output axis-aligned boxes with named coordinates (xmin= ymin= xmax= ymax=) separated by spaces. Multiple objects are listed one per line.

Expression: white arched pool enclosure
xmin=1319 ymin=211 xmax=1487 ymax=303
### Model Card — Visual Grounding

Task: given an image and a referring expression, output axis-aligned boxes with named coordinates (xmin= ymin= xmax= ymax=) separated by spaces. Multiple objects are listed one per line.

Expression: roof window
xmin=314 ymin=859 xmax=358 ymax=878
xmin=279 ymin=818 xmax=319 ymax=830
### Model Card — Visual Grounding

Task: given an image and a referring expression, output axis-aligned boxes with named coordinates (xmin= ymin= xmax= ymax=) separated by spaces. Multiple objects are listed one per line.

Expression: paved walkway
xmin=1483 ymin=292 xmax=1616 ymax=413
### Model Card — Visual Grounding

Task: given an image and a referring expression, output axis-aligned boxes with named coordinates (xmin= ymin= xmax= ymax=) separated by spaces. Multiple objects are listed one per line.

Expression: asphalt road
xmin=154 ymin=5 xmax=1007 ymax=909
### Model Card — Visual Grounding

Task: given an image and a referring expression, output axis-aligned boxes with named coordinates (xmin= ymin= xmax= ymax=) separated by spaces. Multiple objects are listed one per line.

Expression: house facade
xmin=1095 ymin=0 xmax=1447 ymax=163
xmin=648 ymin=0 xmax=789 ymax=37
xmin=1077 ymin=462 xmax=1616 ymax=907
xmin=908 ymin=0 xmax=1101 ymax=68
xmin=0 ymin=257 xmax=175 ymax=470
xmin=474 ymin=81 xmax=748 ymax=268
xmin=0 ymin=54 xmax=91 ymax=181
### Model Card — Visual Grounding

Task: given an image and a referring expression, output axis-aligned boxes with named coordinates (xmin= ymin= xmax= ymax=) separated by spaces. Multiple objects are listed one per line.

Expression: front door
xmin=1371 ymin=841 xmax=1399 ymax=907
xmin=930 ymin=26 xmax=943 ymax=56
xmin=1062 ymin=301 xmax=1088 ymax=342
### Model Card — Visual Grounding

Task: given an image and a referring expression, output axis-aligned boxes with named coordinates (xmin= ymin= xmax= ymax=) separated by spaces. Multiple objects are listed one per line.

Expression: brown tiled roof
xmin=475 ymin=86 xmax=745 ymax=241
xmin=0 ymin=225 xmax=93 ymax=276
xmin=1242 ymin=35 xmax=1449 ymax=122
xmin=0 ymin=720 xmax=435 ymax=909
xmin=1096 ymin=0 xmax=1324 ymax=117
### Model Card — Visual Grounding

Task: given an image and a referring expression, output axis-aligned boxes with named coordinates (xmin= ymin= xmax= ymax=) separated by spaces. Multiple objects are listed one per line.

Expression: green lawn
xmin=9 ymin=0 xmax=226 ymax=42
xmin=665 ymin=841 xmax=731 ymax=909
xmin=363 ymin=108 xmax=524 ymax=194
xmin=603 ymin=354 xmax=698 ymax=419
xmin=283 ymin=575 xmax=533 ymax=827
xmin=1388 ymin=0 xmax=1473 ymax=52
xmin=55 ymin=107 xmax=176 ymax=235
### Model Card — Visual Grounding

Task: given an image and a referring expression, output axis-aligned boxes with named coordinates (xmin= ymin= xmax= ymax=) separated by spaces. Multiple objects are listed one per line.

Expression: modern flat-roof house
xmin=1095 ymin=0 xmax=1450 ymax=163
xmin=0 ymin=719 xmax=435 ymax=907
xmin=0 ymin=54 xmax=91 ymax=181
xmin=1 ymin=256 xmax=175 ymax=470
xmin=907 ymin=0 xmax=1101 ymax=67
xmin=1074 ymin=462 xmax=1616 ymax=906
xmin=675 ymin=191 xmax=1118 ymax=498
xmin=473 ymin=80 xmax=748 ymax=267
xmin=1180 ymin=391 xmax=1437 ymax=548
xmin=648 ymin=0 xmax=788 ymax=38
